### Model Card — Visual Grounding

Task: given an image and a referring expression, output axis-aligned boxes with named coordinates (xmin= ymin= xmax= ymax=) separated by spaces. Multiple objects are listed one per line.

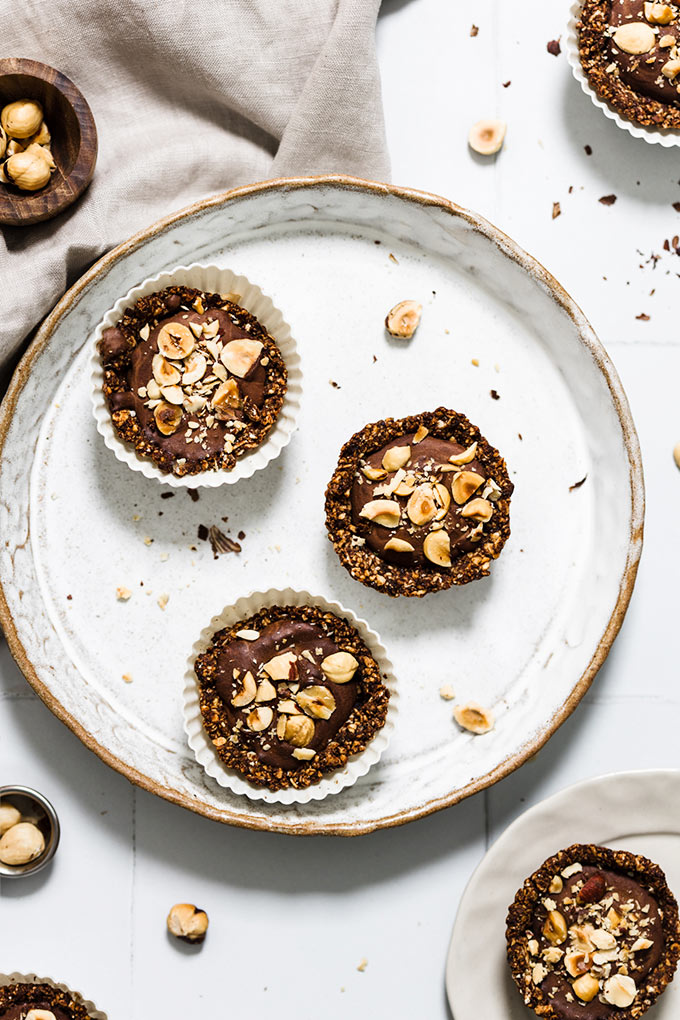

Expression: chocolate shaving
xmin=584 ymin=144 xmax=593 ymax=155
xmin=547 ymin=38 xmax=561 ymax=56
xmin=502 ymin=80 xmax=511 ymax=88
xmin=187 ymin=489 xmax=200 ymax=502
xmin=237 ymin=530 xmax=246 ymax=540
xmin=569 ymin=475 xmax=587 ymax=491
xmin=490 ymin=389 xmax=500 ymax=400
xmin=197 ymin=523 xmax=209 ymax=541
xmin=160 ymin=492 xmax=174 ymax=499
xmin=208 ymin=525 xmax=241 ymax=558
xmin=599 ymin=194 xmax=617 ymax=206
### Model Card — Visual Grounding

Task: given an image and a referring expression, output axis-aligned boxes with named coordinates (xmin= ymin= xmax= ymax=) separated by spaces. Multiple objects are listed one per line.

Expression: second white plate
xmin=446 ymin=769 xmax=680 ymax=1018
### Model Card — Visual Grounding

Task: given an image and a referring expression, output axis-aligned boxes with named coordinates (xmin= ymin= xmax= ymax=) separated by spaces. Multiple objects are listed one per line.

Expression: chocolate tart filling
xmin=579 ymin=1 xmax=680 ymax=129
xmin=506 ymin=844 xmax=680 ymax=1019
xmin=194 ymin=604 xmax=390 ymax=790
xmin=325 ymin=407 xmax=513 ymax=597
xmin=0 ymin=982 xmax=95 ymax=1019
xmin=98 ymin=285 xmax=287 ymax=476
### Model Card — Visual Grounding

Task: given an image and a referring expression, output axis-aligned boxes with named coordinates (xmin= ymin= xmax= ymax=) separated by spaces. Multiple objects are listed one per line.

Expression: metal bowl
xmin=0 ymin=785 xmax=60 ymax=878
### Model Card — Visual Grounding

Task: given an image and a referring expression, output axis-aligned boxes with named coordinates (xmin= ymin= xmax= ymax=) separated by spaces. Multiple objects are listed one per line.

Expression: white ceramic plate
xmin=446 ymin=770 xmax=680 ymax=1018
xmin=0 ymin=176 xmax=643 ymax=835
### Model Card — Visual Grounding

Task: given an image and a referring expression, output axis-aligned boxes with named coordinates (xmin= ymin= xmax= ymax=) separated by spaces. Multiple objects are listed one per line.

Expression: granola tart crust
xmin=578 ymin=0 xmax=680 ymax=129
xmin=324 ymin=407 xmax=513 ymax=598
xmin=0 ymin=981 xmax=94 ymax=1019
xmin=100 ymin=285 xmax=287 ymax=476
xmin=194 ymin=604 xmax=390 ymax=791
xmin=505 ymin=843 xmax=680 ymax=1020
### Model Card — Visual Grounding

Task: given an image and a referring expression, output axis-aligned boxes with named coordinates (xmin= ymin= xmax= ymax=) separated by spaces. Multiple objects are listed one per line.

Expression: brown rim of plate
xmin=0 ymin=175 xmax=645 ymax=836
xmin=505 ymin=843 xmax=680 ymax=1019
xmin=578 ymin=0 xmax=680 ymax=129
xmin=324 ymin=407 xmax=513 ymax=597
xmin=195 ymin=603 xmax=389 ymax=790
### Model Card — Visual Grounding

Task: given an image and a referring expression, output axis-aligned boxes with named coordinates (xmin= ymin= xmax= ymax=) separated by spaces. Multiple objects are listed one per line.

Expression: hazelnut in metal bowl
xmin=0 ymin=785 xmax=60 ymax=878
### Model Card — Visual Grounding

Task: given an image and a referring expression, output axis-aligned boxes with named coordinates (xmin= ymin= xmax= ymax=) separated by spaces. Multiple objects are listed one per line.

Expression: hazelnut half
xmin=613 ymin=22 xmax=656 ymax=54
xmin=407 ymin=484 xmax=438 ymax=526
xmin=167 ymin=903 xmax=209 ymax=944
xmin=157 ymin=322 xmax=195 ymax=359
xmin=247 ymin=706 xmax=274 ymax=731
xmin=382 ymin=445 xmax=411 ymax=472
xmin=385 ymin=300 xmax=423 ymax=339
xmin=221 ymin=338 xmax=263 ymax=378
xmin=572 ymin=973 xmax=600 ymax=1003
xmin=453 ymin=701 xmax=495 ymax=735
xmin=152 ymin=354 xmax=181 ymax=387
xmin=297 ymin=685 xmax=336 ymax=719
xmin=0 ymin=821 xmax=45 ymax=865
xmin=543 ymin=910 xmax=568 ymax=946
xmin=231 ymin=670 xmax=256 ymax=707
xmin=359 ymin=499 xmax=401 ymax=527
xmin=468 ymin=119 xmax=506 ymax=155
xmin=154 ymin=401 xmax=182 ymax=436
xmin=644 ymin=1 xmax=674 ymax=24
xmin=451 ymin=471 xmax=484 ymax=504
xmin=603 ymin=975 xmax=636 ymax=1008
xmin=423 ymin=529 xmax=451 ymax=567
xmin=26 ymin=1011 xmax=58 ymax=1020
xmin=448 ymin=441 xmax=478 ymax=465
xmin=384 ymin=537 xmax=415 ymax=553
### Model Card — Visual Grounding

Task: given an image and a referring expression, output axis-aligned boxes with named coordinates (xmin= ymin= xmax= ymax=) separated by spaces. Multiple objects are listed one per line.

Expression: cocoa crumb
xmin=569 ymin=475 xmax=587 ymax=491
xmin=66 ymin=594 xmax=72 ymax=600
xmin=502 ymin=80 xmax=511 ymax=88
xmin=161 ymin=492 xmax=174 ymax=499
xmin=187 ymin=489 xmax=200 ymax=502
xmin=208 ymin=526 xmax=241 ymax=558
xmin=197 ymin=524 xmax=209 ymax=541
xmin=584 ymin=144 xmax=593 ymax=155
xmin=547 ymin=39 xmax=561 ymax=56
xmin=329 ymin=380 xmax=341 ymax=389
xmin=490 ymin=389 xmax=500 ymax=400
xmin=599 ymin=194 xmax=617 ymax=206
xmin=238 ymin=530 xmax=246 ymax=540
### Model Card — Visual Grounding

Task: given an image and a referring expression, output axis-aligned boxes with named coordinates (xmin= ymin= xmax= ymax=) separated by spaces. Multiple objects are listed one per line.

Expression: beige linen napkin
xmin=0 ymin=0 xmax=390 ymax=371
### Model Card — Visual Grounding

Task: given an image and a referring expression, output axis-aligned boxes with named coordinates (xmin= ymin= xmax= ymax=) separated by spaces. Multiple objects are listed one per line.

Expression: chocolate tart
xmin=0 ymin=981 xmax=97 ymax=1019
xmin=506 ymin=843 xmax=680 ymax=1019
xmin=98 ymin=285 xmax=287 ymax=476
xmin=194 ymin=603 xmax=390 ymax=791
xmin=324 ymin=407 xmax=513 ymax=597
xmin=579 ymin=1 xmax=680 ymax=129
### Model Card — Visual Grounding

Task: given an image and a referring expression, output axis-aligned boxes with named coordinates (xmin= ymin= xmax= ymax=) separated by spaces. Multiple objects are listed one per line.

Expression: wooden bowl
xmin=0 ymin=58 xmax=97 ymax=227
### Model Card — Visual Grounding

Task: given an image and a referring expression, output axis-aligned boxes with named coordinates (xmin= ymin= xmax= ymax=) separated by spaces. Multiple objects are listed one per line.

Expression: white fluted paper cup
xmin=90 ymin=264 xmax=302 ymax=487
xmin=0 ymin=973 xmax=107 ymax=1019
xmin=567 ymin=1 xmax=680 ymax=146
xmin=183 ymin=588 xmax=398 ymax=805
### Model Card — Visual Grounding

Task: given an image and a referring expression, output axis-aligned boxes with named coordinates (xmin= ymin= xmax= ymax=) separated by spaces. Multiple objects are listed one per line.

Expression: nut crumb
xmin=471 ymin=358 xmax=480 ymax=367
xmin=673 ymin=442 xmax=680 ymax=469
xmin=143 ymin=536 xmax=153 ymax=546
xmin=439 ymin=684 xmax=455 ymax=700
xmin=116 ymin=586 xmax=132 ymax=601
xmin=547 ymin=38 xmax=561 ymax=56
xmin=122 ymin=673 xmax=133 ymax=684
xmin=599 ymin=194 xmax=617 ymax=206
xmin=552 ymin=202 xmax=561 ymax=219
xmin=636 ymin=312 xmax=650 ymax=321
xmin=569 ymin=475 xmax=587 ymax=491
xmin=157 ymin=593 xmax=169 ymax=610
xmin=470 ymin=24 xmax=479 ymax=36
xmin=357 ymin=958 xmax=368 ymax=972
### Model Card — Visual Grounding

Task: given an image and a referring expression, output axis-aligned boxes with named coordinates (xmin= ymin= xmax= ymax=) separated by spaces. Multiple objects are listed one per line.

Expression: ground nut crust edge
xmin=0 ymin=981 xmax=94 ymax=1019
xmin=505 ymin=843 xmax=680 ymax=1019
xmin=100 ymin=285 xmax=288 ymax=476
xmin=578 ymin=0 xmax=680 ymax=129
xmin=194 ymin=604 xmax=390 ymax=791
xmin=324 ymin=407 xmax=513 ymax=597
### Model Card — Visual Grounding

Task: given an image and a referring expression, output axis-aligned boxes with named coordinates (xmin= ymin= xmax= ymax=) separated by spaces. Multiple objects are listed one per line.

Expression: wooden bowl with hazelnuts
xmin=0 ymin=57 xmax=97 ymax=227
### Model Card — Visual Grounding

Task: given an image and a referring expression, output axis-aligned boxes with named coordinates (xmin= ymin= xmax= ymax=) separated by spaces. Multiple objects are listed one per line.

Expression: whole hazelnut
xmin=0 ymin=802 xmax=21 ymax=834
xmin=0 ymin=820 xmax=45 ymax=865
xmin=167 ymin=903 xmax=209 ymax=944
xmin=3 ymin=143 xmax=55 ymax=191
xmin=1 ymin=99 xmax=44 ymax=139
xmin=0 ymin=125 xmax=6 ymax=160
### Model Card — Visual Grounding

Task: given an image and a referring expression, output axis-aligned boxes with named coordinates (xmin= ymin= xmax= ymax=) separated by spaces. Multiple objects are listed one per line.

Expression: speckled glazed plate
xmin=0 ymin=176 xmax=643 ymax=836
xmin=446 ymin=770 xmax=680 ymax=1018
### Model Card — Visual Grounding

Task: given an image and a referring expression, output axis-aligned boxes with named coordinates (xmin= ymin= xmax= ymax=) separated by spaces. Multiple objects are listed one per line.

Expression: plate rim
xmin=445 ymin=768 xmax=680 ymax=1016
xmin=0 ymin=174 xmax=646 ymax=836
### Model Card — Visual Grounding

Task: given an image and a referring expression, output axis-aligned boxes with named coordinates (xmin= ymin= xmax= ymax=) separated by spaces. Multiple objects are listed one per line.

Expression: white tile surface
xmin=2 ymin=2 xmax=679 ymax=1017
